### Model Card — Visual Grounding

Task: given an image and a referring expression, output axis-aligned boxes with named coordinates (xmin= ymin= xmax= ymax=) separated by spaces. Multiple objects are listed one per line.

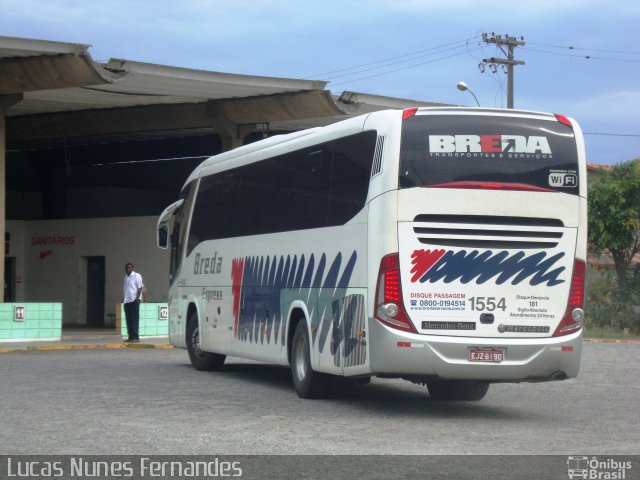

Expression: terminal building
xmin=0 ymin=35 xmax=443 ymax=329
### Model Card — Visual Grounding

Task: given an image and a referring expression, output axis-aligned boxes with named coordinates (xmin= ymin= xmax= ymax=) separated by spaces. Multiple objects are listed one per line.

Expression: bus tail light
xmin=554 ymin=114 xmax=573 ymax=128
xmin=427 ymin=181 xmax=554 ymax=192
xmin=374 ymin=254 xmax=417 ymax=333
xmin=553 ymin=260 xmax=585 ymax=337
xmin=402 ymin=108 xmax=418 ymax=120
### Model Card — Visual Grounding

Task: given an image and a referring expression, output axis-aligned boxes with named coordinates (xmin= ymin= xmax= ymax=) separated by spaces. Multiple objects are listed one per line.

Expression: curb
xmin=2 ymin=338 xmax=638 ymax=355
xmin=0 ymin=343 xmax=174 ymax=354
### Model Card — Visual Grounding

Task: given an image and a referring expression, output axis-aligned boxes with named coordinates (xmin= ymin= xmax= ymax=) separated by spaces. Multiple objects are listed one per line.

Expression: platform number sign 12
xmin=158 ymin=305 xmax=169 ymax=320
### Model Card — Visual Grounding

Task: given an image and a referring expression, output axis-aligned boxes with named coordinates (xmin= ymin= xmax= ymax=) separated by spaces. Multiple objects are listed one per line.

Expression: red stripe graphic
xmin=231 ymin=258 xmax=245 ymax=336
xmin=410 ymin=249 xmax=446 ymax=282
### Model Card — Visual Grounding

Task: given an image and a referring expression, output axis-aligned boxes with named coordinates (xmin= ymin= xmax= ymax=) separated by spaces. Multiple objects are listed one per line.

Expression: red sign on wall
xmin=30 ymin=235 xmax=75 ymax=246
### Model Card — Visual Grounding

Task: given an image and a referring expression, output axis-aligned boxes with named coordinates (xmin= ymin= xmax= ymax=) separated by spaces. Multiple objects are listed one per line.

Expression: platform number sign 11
xmin=14 ymin=306 xmax=25 ymax=322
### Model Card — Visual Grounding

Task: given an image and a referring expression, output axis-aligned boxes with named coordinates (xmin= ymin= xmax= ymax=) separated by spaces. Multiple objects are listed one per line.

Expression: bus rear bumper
xmin=367 ymin=319 xmax=582 ymax=382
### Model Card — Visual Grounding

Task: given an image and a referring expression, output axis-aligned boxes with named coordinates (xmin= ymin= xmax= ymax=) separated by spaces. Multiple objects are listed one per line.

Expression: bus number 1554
xmin=468 ymin=297 xmax=506 ymax=312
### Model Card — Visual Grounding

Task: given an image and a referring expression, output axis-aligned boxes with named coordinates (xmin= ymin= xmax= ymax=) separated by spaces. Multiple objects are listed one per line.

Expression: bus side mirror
xmin=157 ymin=199 xmax=184 ymax=250
xmin=157 ymin=224 xmax=169 ymax=249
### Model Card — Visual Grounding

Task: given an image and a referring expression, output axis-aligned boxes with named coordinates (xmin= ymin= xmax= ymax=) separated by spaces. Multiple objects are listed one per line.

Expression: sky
xmin=1 ymin=0 xmax=639 ymax=165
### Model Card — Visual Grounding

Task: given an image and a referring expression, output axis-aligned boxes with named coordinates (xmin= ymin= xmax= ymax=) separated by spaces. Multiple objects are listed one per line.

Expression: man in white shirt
xmin=123 ymin=262 xmax=144 ymax=342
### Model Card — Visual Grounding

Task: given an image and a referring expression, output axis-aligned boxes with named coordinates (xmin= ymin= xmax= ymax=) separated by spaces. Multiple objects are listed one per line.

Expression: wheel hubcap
xmin=294 ymin=335 xmax=308 ymax=381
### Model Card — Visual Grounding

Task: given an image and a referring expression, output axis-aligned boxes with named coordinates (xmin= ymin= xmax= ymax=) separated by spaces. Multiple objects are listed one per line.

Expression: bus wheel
xmin=426 ymin=380 xmax=490 ymax=401
xmin=291 ymin=321 xmax=329 ymax=398
xmin=186 ymin=314 xmax=226 ymax=371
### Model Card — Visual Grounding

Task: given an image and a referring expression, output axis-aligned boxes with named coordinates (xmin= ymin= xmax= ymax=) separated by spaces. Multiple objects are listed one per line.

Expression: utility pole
xmin=481 ymin=33 xmax=525 ymax=109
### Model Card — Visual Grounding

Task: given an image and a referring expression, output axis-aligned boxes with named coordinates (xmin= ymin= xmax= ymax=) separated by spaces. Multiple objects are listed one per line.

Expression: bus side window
xmin=170 ymin=181 xmax=197 ymax=279
xmin=329 ymin=131 xmax=377 ymax=223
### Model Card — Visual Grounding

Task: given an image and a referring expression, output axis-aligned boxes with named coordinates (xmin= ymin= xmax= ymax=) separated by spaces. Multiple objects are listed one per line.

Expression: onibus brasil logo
xmin=567 ymin=456 xmax=633 ymax=479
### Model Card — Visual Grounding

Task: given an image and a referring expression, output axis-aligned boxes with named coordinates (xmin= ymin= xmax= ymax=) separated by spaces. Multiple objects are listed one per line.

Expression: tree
xmin=588 ymin=158 xmax=640 ymax=291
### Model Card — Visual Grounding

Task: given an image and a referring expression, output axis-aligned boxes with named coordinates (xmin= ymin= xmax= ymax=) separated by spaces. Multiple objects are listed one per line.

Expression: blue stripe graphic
xmin=418 ymin=249 xmax=566 ymax=286
xmin=235 ymin=251 xmax=359 ymax=360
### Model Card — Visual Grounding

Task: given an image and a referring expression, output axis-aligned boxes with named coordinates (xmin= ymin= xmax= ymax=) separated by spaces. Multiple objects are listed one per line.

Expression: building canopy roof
xmin=0 ymin=36 xmax=445 ymax=148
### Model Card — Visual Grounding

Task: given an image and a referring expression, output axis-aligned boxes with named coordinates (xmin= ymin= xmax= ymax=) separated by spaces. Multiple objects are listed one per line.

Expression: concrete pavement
xmin=0 ymin=327 xmax=172 ymax=354
xmin=1 ymin=328 xmax=638 ymax=355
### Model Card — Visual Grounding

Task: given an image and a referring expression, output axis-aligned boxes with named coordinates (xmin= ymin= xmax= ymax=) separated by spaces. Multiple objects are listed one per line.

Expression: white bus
xmin=157 ymin=107 xmax=587 ymax=401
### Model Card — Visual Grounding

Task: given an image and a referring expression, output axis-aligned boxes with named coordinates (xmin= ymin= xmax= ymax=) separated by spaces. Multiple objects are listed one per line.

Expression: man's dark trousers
xmin=124 ymin=300 xmax=140 ymax=340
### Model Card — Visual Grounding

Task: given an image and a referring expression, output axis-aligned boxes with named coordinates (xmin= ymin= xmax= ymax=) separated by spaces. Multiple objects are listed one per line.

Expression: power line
xmin=303 ymin=35 xmax=481 ymax=80
xmin=584 ymin=132 xmax=640 ymax=137
xmin=329 ymin=46 xmax=484 ymax=87
xmin=326 ymin=43 xmax=475 ymax=82
xmin=92 ymin=155 xmax=211 ymax=167
xmin=527 ymin=42 xmax=640 ymax=56
xmin=523 ymin=46 xmax=640 ymax=63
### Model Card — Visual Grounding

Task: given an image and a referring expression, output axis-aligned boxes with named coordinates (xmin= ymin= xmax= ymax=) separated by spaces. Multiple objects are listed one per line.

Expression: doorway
xmin=86 ymin=256 xmax=105 ymax=327
xmin=4 ymin=257 xmax=16 ymax=302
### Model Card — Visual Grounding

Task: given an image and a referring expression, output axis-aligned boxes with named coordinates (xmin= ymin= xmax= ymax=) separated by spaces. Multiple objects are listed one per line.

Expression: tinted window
xmin=400 ymin=115 xmax=580 ymax=194
xmin=188 ymin=131 xmax=376 ymax=251
xmin=170 ymin=182 xmax=196 ymax=281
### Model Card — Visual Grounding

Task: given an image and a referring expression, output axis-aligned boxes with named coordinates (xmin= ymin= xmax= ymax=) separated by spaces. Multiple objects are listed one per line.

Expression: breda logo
xmin=429 ymin=135 xmax=551 ymax=155
xmin=194 ymin=252 xmax=223 ymax=275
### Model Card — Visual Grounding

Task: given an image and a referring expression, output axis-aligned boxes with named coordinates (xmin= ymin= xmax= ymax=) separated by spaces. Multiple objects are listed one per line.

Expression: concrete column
xmin=206 ymin=101 xmax=251 ymax=152
xmin=0 ymin=94 xmax=23 ymax=302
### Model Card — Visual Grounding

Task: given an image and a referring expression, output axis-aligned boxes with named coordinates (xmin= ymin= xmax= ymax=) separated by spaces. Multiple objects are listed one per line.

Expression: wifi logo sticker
xmin=549 ymin=172 xmax=577 ymax=188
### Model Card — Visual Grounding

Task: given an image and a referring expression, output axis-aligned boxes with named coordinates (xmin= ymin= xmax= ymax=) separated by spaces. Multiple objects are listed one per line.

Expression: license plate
xmin=468 ymin=347 xmax=505 ymax=363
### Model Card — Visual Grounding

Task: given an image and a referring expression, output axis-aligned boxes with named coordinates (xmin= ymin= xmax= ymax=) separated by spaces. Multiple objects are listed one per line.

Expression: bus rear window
xmin=399 ymin=114 xmax=580 ymax=195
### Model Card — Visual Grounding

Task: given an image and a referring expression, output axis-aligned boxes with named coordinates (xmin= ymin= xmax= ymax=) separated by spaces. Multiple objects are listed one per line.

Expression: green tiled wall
xmin=120 ymin=303 xmax=169 ymax=338
xmin=0 ymin=303 xmax=63 ymax=341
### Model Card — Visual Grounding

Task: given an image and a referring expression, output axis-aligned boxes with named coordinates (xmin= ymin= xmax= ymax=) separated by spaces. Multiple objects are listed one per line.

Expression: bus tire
xmin=291 ymin=321 xmax=329 ymax=398
xmin=186 ymin=313 xmax=226 ymax=371
xmin=427 ymin=380 xmax=490 ymax=401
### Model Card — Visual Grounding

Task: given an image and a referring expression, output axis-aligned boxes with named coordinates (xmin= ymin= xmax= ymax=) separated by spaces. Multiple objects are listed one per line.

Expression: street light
xmin=456 ymin=81 xmax=480 ymax=107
